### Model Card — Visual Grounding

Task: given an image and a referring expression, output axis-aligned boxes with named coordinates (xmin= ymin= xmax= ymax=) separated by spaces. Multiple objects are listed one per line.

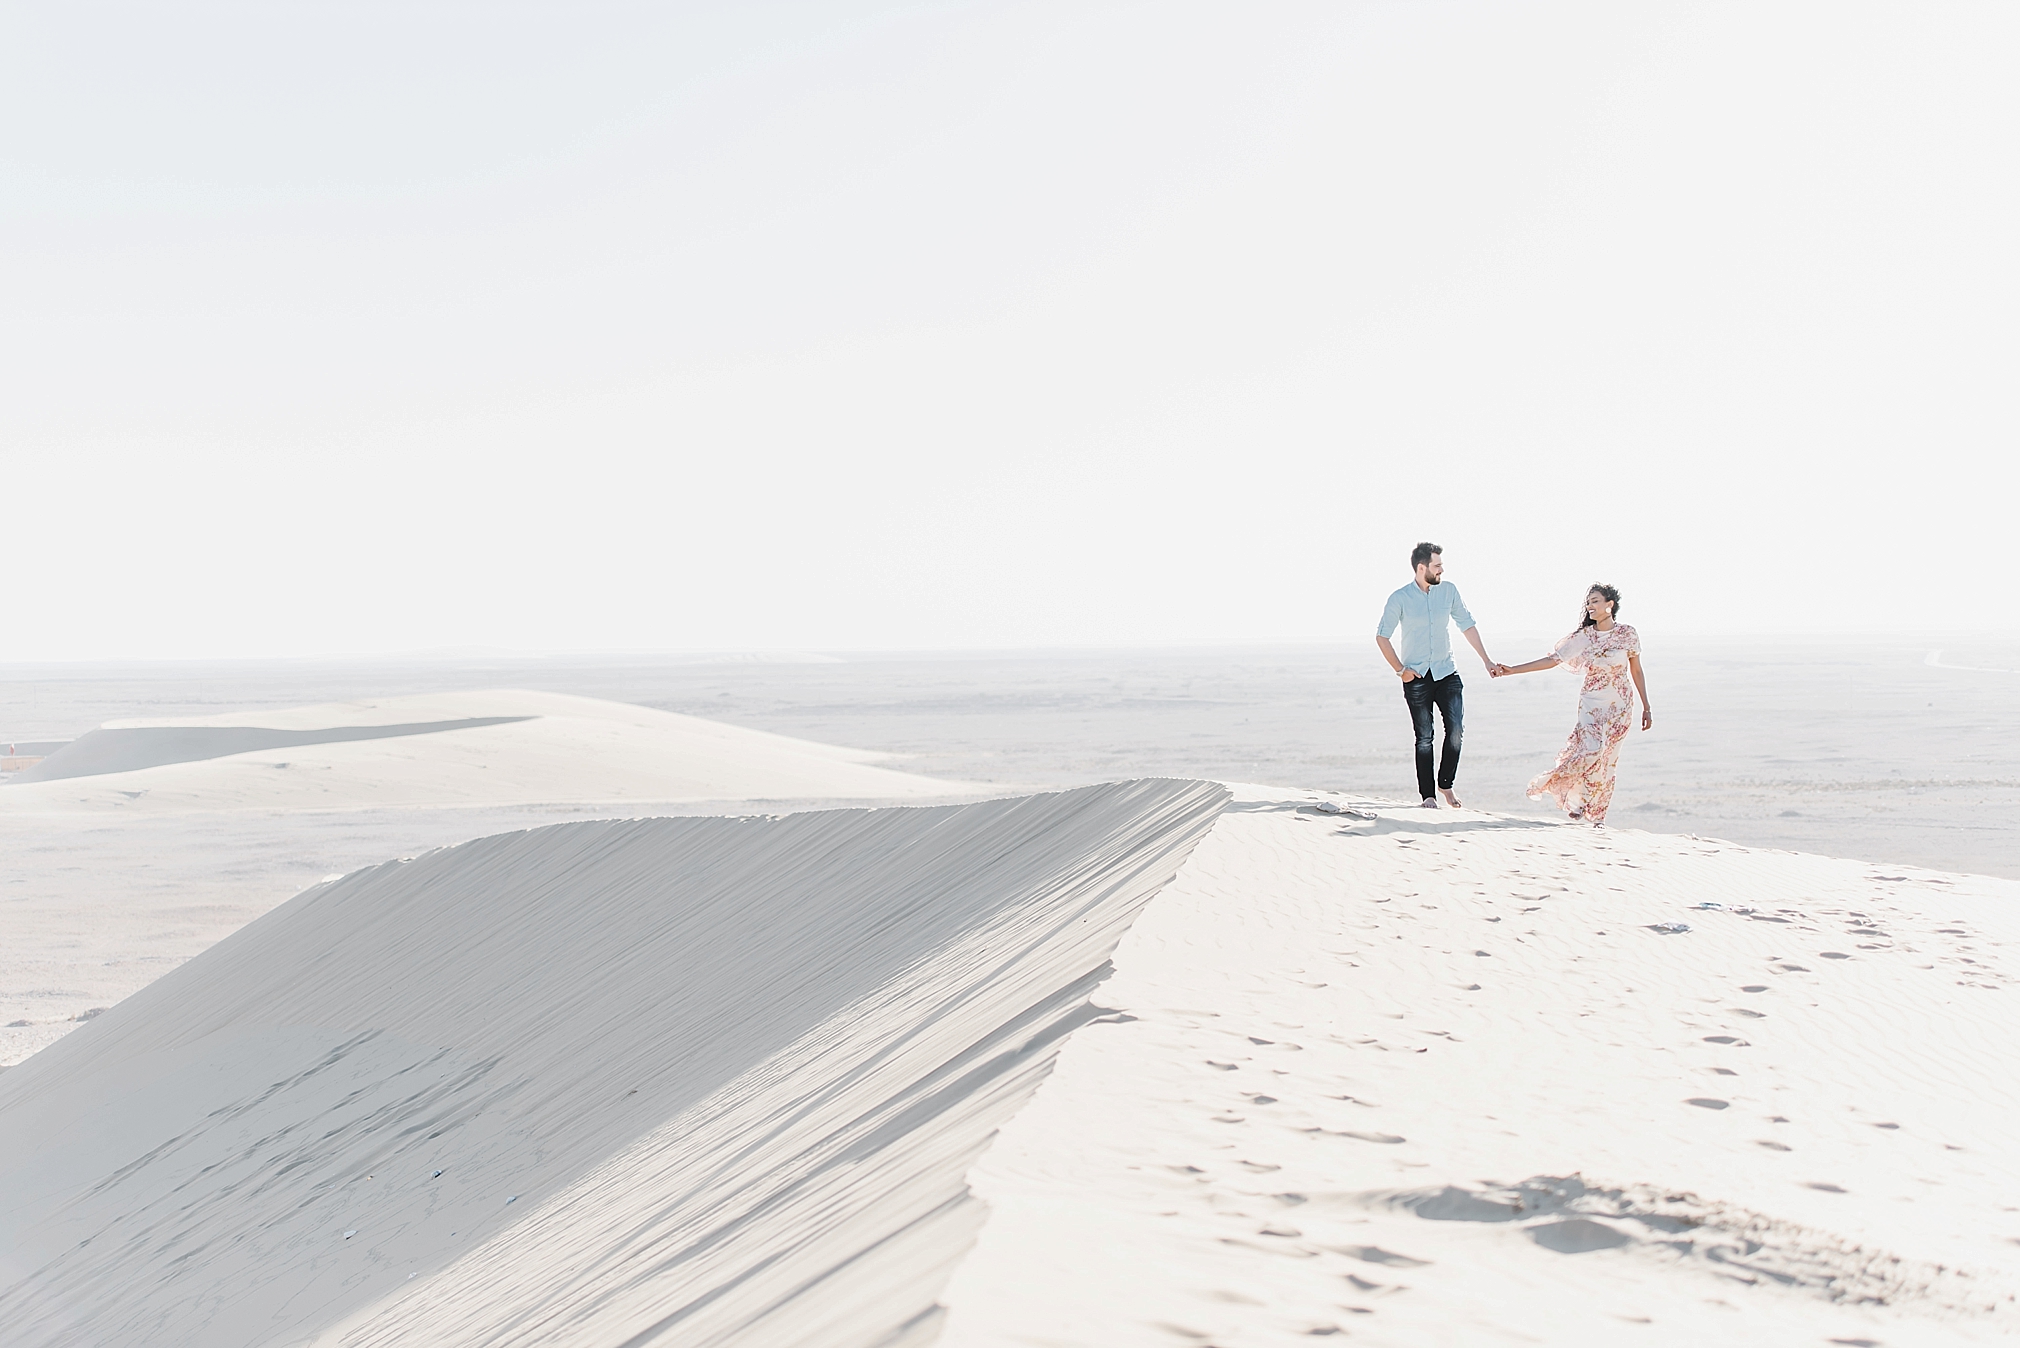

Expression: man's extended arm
xmin=1460 ymin=625 xmax=1505 ymax=675
xmin=1446 ymin=585 xmax=1501 ymax=675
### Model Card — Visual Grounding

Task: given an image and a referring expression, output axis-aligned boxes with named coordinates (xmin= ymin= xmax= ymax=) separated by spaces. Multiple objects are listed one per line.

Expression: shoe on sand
xmin=1312 ymin=801 xmax=1377 ymax=820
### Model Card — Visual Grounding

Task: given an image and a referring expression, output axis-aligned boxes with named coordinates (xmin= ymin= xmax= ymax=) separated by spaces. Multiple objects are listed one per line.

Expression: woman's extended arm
xmin=1629 ymin=652 xmax=1652 ymax=730
xmin=1498 ymin=656 xmax=1560 ymax=676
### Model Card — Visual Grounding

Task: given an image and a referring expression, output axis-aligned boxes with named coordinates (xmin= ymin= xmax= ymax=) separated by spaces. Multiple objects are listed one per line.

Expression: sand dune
xmin=940 ymin=785 xmax=2020 ymax=1345
xmin=0 ymin=780 xmax=1227 ymax=1347
xmin=6 ymin=694 xmax=2018 ymax=1345
xmin=0 ymin=690 xmax=974 ymax=813
xmin=0 ymin=691 xmax=986 ymax=1073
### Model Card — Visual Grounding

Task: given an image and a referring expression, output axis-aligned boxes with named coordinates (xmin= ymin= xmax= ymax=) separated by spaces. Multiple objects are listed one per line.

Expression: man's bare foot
xmin=1420 ymin=797 xmax=1439 ymax=809
xmin=1440 ymin=788 xmax=1463 ymax=809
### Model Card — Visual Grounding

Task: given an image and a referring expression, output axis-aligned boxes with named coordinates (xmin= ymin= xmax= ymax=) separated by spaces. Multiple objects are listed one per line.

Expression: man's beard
xmin=1428 ymin=575 xmax=1442 ymax=585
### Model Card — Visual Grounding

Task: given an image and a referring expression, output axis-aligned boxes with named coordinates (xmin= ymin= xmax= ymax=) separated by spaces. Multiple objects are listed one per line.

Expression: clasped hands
xmin=1399 ymin=662 xmax=1513 ymax=681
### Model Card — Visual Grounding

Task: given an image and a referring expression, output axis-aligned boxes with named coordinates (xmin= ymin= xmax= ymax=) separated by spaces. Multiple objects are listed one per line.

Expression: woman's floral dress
xmin=1527 ymin=624 xmax=1639 ymax=823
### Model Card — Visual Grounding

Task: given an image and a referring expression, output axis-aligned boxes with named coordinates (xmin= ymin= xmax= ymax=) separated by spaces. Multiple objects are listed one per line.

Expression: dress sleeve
xmin=1621 ymin=624 xmax=1640 ymax=655
xmin=1551 ymin=630 xmax=1590 ymax=668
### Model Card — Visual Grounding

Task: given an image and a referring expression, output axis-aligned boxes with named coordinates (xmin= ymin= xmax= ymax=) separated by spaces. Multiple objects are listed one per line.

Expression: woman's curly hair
xmin=1580 ymin=583 xmax=1622 ymax=628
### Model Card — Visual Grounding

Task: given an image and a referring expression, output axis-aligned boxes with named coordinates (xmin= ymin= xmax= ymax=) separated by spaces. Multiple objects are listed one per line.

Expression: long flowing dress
xmin=1527 ymin=623 xmax=1639 ymax=824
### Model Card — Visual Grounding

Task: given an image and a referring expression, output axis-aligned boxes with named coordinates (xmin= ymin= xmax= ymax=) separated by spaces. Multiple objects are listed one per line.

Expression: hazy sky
xmin=5 ymin=1 xmax=2015 ymax=659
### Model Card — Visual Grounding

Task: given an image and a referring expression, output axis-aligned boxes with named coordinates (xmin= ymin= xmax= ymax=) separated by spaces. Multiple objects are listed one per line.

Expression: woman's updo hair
xmin=1581 ymin=583 xmax=1623 ymax=628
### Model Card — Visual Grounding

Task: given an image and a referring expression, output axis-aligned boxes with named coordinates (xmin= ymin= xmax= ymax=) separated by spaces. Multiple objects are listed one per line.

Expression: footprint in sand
xmin=1335 ymin=1245 xmax=1429 ymax=1267
xmin=1528 ymin=1218 xmax=1631 ymax=1253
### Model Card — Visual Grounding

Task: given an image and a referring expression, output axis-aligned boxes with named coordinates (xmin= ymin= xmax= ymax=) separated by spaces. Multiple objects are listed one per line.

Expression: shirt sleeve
xmin=1376 ymin=590 xmax=1403 ymax=638
xmin=1446 ymin=584 xmax=1476 ymax=632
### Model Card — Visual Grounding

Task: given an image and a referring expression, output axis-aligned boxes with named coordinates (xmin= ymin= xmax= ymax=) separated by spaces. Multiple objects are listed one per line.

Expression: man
xmin=1375 ymin=542 xmax=1505 ymax=809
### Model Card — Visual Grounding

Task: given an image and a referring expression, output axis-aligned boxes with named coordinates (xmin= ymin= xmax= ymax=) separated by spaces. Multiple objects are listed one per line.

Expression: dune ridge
xmin=0 ymin=779 xmax=1228 ymax=1347
xmin=0 ymin=690 xmax=975 ymax=813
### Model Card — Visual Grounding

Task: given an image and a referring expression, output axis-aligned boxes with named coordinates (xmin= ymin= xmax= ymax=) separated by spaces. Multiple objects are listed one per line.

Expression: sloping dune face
xmin=12 ymin=717 xmax=537 ymax=782
xmin=0 ymin=779 xmax=1228 ymax=1348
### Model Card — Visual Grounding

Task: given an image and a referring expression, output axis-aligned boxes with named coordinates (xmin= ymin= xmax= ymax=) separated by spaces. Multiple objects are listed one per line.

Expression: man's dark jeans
xmin=1402 ymin=671 xmax=1463 ymax=801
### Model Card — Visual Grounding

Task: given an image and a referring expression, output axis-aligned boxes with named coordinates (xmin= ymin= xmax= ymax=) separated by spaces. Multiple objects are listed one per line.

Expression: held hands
xmin=1403 ymin=663 xmax=1518 ymax=680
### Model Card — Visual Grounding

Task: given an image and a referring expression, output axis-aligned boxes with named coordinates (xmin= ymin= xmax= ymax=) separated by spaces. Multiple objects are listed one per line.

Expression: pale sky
xmin=4 ymin=1 xmax=2015 ymax=659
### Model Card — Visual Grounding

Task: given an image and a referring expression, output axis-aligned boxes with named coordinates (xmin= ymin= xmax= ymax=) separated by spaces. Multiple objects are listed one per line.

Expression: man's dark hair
xmin=1410 ymin=542 xmax=1442 ymax=570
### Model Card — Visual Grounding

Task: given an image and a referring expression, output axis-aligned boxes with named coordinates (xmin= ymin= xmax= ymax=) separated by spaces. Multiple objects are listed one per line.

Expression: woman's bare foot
xmin=1420 ymin=797 xmax=1439 ymax=808
xmin=1567 ymin=806 xmax=1585 ymax=820
xmin=1440 ymin=788 xmax=1463 ymax=809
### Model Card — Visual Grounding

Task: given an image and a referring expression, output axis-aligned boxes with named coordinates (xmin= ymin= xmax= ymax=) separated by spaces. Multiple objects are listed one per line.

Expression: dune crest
xmin=0 ymin=780 xmax=1228 ymax=1347
xmin=0 ymin=690 xmax=974 ymax=813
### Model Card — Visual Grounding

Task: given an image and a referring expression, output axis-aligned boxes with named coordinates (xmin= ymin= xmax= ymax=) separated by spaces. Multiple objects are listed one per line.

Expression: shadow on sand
xmin=1223 ymin=799 xmax=1566 ymax=838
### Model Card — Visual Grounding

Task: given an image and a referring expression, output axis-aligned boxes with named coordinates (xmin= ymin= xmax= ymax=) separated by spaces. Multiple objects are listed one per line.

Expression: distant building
xmin=1 ymin=741 xmax=70 ymax=774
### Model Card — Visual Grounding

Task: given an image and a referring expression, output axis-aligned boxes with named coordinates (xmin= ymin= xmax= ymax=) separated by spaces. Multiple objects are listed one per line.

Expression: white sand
xmin=940 ymin=784 xmax=2020 ymax=1345
xmin=0 ymin=689 xmax=972 ymax=814
xmin=0 ymin=781 xmax=1228 ymax=1347
xmin=0 ymin=690 xmax=985 ymax=1069
xmin=5 ymin=693 xmax=2018 ymax=1345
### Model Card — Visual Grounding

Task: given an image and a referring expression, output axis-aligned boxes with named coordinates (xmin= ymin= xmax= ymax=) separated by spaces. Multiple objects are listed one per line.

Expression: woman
xmin=1495 ymin=584 xmax=1652 ymax=825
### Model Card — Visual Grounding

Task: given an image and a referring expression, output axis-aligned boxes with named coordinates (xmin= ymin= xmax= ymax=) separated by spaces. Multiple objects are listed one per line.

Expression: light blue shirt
xmin=1376 ymin=581 xmax=1477 ymax=679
